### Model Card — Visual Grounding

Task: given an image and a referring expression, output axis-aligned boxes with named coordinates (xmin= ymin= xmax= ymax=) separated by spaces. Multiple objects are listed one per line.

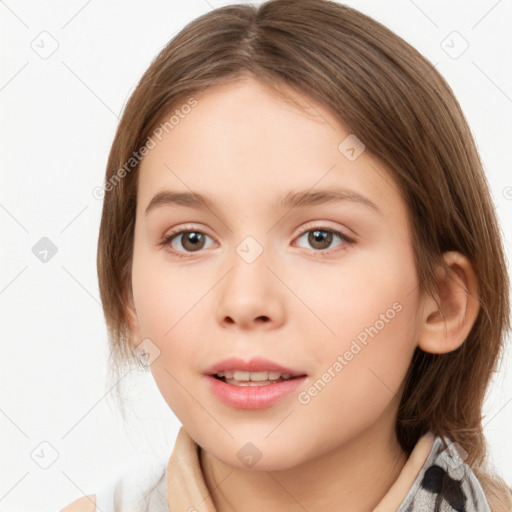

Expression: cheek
xmin=131 ymin=241 xmax=201 ymax=339
xmin=294 ymin=290 xmax=419 ymax=453
xmin=299 ymin=242 xmax=419 ymax=398
xmin=131 ymin=250 xmax=204 ymax=417
xmin=131 ymin=243 xmax=217 ymax=386
xmin=296 ymin=240 xmax=417 ymax=340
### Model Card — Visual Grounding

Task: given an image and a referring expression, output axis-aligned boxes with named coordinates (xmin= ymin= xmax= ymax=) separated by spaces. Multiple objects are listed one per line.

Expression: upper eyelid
xmin=164 ymin=223 xmax=214 ymax=240
xmin=164 ymin=222 xmax=348 ymax=237
xmin=294 ymin=221 xmax=351 ymax=237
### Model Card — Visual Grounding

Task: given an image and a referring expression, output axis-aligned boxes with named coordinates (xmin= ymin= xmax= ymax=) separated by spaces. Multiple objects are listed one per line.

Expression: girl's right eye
xmin=160 ymin=229 xmax=215 ymax=258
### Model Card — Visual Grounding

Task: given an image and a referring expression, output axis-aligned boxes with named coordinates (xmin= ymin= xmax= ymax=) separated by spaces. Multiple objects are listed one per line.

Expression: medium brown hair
xmin=96 ymin=1 xmax=511 ymax=508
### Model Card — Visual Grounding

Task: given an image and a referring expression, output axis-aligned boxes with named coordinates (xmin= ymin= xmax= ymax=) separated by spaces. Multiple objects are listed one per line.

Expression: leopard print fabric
xmin=396 ymin=434 xmax=491 ymax=511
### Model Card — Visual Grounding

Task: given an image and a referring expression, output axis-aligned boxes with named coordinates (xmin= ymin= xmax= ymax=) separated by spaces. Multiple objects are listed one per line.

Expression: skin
xmin=125 ymin=75 xmax=480 ymax=512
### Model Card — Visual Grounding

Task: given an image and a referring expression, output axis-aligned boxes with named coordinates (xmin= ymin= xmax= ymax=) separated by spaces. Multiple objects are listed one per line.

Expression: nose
xmin=215 ymin=241 xmax=286 ymax=331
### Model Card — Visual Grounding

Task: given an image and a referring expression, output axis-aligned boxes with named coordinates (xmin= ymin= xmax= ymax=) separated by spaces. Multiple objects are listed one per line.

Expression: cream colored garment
xmin=166 ymin=428 xmax=435 ymax=511
xmin=166 ymin=428 xmax=491 ymax=512
xmin=93 ymin=426 xmax=491 ymax=511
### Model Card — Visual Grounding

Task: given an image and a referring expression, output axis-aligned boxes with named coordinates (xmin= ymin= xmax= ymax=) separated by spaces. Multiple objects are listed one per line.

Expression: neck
xmin=199 ymin=416 xmax=408 ymax=512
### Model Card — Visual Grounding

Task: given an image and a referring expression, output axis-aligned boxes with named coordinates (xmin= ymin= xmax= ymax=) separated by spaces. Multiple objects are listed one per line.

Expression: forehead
xmin=137 ymin=76 xmax=406 ymax=222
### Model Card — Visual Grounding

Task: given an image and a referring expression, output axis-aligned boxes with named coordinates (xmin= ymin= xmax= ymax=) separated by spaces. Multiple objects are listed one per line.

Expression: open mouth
xmin=206 ymin=367 xmax=308 ymax=409
xmin=212 ymin=370 xmax=303 ymax=386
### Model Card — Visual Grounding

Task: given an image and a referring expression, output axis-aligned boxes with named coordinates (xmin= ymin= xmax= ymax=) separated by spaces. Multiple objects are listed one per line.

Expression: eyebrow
xmin=144 ymin=187 xmax=382 ymax=216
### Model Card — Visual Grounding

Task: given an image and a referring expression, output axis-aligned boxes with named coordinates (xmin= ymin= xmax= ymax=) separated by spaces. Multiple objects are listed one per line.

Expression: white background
xmin=0 ymin=1 xmax=511 ymax=511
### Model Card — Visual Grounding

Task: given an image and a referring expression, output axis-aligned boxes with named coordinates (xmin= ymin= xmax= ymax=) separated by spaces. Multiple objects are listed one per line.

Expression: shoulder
xmin=59 ymin=494 xmax=96 ymax=512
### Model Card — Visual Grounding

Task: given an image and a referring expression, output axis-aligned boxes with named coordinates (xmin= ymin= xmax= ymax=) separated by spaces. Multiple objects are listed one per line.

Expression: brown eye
xmin=308 ymin=229 xmax=333 ymax=250
xmin=162 ymin=230 xmax=214 ymax=254
xmin=295 ymin=227 xmax=353 ymax=253
xmin=180 ymin=231 xmax=206 ymax=252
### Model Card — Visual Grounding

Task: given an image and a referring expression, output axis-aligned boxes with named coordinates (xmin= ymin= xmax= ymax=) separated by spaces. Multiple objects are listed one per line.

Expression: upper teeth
xmin=216 ymin=370 xmax=292 ymax=381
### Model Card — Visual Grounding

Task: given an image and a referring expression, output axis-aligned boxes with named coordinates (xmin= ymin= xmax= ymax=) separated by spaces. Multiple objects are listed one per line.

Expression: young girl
xmin=62 ymin=0 xmax=511 ymax=510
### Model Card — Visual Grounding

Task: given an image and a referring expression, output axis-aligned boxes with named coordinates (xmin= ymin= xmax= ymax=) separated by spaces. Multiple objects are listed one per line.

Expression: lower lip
xmin=206 ymin=375 xmax=307 ymax=409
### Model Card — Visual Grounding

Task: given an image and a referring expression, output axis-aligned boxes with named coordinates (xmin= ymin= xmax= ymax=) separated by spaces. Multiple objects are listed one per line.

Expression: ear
xmin=123 ymin=289 xmax=142 ymax=349
xmin=416 ymin=251 xmax=480 ymax=354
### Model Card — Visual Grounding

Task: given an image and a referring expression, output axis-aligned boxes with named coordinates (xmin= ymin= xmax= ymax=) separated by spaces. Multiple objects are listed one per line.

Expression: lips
xmin=204 ymin=356 xmax=307 ymax=377
xmin=204 ymin=357 xmax=308 ymax=409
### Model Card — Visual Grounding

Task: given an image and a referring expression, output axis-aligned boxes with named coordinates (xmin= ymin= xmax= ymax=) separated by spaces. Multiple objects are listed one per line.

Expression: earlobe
xmin=416 ymin=251 xmax=480 ymax=354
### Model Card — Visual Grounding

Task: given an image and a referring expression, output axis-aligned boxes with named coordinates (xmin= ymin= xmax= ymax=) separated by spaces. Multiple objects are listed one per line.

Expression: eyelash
xmin=159 ymin=224 xmax=355 ymax=259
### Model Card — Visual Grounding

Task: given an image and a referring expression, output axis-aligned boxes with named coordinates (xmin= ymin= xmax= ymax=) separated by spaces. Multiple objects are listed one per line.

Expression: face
xmin=129 ymin=75 xmax=422 ymax=470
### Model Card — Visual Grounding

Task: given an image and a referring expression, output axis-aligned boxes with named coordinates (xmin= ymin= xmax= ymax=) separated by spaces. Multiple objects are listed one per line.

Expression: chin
xmin=203 ymin=437 xmax=307 ymax=472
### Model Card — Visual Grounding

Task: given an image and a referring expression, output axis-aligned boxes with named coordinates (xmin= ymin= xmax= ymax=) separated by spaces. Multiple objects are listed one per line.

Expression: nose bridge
xmin=215 ymin=229 xmax=285 ymax=328
xmin=227 ymin=231 xmax=271 ymax=296
xmin=226 ymin=206 xmax=273 ymax=270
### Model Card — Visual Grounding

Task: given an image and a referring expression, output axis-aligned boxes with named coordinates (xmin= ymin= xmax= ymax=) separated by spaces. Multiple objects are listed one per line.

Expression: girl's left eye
xmin=294 ymin=226 xmax=353 ymax=253
xmin=159 ymin=225 xmax=354 ymax=258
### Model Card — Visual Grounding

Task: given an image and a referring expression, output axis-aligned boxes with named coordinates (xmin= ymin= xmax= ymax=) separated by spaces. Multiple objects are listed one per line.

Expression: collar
xmin=166 ymin=427 xmax=491 ymax=512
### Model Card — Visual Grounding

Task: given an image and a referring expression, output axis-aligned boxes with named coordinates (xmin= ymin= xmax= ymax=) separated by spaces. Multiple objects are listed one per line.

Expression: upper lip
xmin=204 ymin=357 xmax=307 ymax=377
